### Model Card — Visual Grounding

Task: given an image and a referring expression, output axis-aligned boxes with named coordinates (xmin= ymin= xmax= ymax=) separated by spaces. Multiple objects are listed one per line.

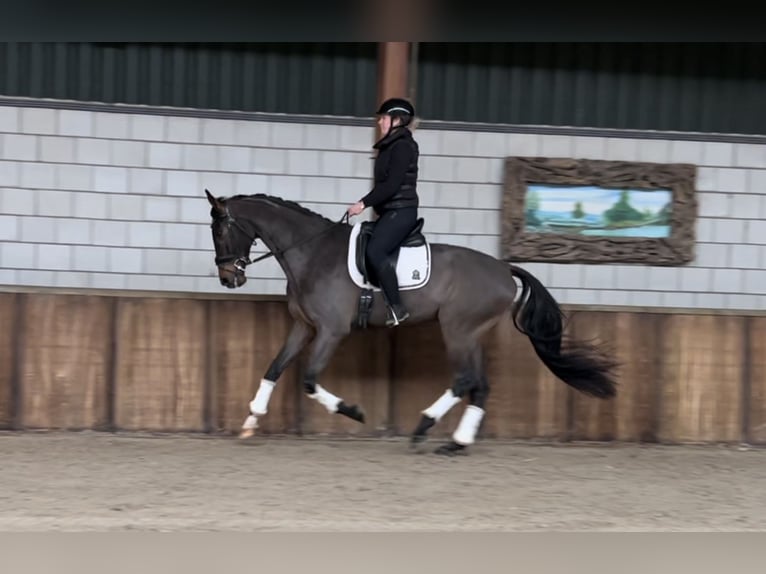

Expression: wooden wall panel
xmin=569 ymin=311 xmax=661 ymax=442
xmin=747 ymin=317 xmax=766 ymax=444
xmin=5 ymin=291 xmax=764 ymax=444
xmin=568 ymin=311 xmax=619 ymax=441
xmin=300 ymin=327 xmax=392 ymax=436
xmin=114 ymin=298 xmax=207 ymax=431
xmin=482 ymin=312 xmax=571 ymax=440
xmin=20 ymin=294 xmax=111 ymax=429
xmin=211 ymin=300 xmax=300 ymax=435
xmin=0 ymin=293 xmax=17 ymax=429
xmin=612 ymin=313 xmax=663 ymax=442
xmin=658 ymin=314 xmax=744 ymax=443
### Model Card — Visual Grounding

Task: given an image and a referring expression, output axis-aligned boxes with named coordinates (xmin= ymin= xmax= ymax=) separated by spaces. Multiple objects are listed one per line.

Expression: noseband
xmin=213 ymin=204 xmax=349 ymax=273
xmin=213 ymin=208 xmax=261 ymax=272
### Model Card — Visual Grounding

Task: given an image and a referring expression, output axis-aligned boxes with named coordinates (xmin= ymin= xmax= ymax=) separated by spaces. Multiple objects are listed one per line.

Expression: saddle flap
xmin=355 ymin=221 xmax=376 ymax=282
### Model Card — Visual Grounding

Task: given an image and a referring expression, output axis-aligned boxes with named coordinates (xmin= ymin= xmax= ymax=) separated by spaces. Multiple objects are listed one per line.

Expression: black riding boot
xmin=376 ymin=261 xmax=409 ymax=327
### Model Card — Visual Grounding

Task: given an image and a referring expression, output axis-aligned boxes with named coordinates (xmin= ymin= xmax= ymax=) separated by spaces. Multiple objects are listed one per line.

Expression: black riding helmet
xmin=376 ymin=97 xmax=415 ymax=139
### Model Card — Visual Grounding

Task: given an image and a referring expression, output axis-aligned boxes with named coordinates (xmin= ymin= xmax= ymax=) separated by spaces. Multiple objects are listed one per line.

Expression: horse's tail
xmin=509 ymin=264 xmax=618 ymax=399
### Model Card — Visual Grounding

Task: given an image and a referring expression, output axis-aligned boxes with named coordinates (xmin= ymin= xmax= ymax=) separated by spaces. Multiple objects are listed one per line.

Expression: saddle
xmin=355 ymin=217 xmax=426 ymax=286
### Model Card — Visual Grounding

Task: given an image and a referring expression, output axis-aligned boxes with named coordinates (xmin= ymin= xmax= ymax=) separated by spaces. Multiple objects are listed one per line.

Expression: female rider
xmin=346 ymin=97 xmax=420 ymax=327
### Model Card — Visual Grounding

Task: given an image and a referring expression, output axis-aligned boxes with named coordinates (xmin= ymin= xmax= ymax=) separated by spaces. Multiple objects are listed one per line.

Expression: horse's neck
xmin=238 ymin=197 xmax=330 ymax=257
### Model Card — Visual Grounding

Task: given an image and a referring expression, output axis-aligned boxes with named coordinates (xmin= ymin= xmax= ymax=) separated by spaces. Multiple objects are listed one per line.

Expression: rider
xmin=346 ymin=97 xmax=420 ymax=327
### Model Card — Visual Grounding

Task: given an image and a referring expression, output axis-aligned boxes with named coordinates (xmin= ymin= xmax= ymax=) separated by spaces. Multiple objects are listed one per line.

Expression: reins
xmin=214 ymin=207 xmax=350 ymax=271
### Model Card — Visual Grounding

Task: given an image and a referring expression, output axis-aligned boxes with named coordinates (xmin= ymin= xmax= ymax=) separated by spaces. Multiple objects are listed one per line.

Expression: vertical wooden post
xmin=376 ymin=42 xmax=411 ymax=139
xmin=377 ymin=42 xmax=410 ymax=103
xmin=376 ymin=41 xmax=411 ymax=413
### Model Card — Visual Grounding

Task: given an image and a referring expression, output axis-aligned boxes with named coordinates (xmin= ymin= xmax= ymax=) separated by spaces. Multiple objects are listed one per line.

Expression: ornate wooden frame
xmin=501 ymin=156 xmax=697 ymax=265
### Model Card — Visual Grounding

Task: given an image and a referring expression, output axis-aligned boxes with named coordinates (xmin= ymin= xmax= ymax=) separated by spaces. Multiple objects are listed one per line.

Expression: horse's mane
xmin=227 ymin=193 xmax=342 ymax=226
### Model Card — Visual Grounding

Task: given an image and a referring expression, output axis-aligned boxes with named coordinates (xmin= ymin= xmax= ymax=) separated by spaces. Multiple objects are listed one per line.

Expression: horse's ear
xmin=205 ymin=189 xmax=224 ymax=213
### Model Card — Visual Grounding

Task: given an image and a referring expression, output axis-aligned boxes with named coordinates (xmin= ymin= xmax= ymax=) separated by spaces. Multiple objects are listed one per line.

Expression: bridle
xmin=212 ymin=204 xmax=350 ymax=274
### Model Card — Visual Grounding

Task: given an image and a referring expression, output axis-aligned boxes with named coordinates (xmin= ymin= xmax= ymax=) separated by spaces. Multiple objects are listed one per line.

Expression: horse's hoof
xmin=239 ymin=415 xmax=258 ymax=439
xmin=409 ymin=434 xmax=429 ymax=454
xmin=434 ymin=441 xmax=466 ymax=456
xmin=410 ymin=433 xmax=430 ymax=448
xmin=337 ymin=402 xmax=366 ymax=424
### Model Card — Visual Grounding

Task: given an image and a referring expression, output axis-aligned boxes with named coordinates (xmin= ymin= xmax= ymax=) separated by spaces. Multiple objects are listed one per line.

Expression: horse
xmin=205 ymin=189 xmax=619 ymax=456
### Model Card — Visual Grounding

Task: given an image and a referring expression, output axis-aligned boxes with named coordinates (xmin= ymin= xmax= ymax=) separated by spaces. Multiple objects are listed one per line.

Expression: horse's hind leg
xmin=410 ymin=334 xmax=484 ymax=452
xmin=240 ymin=319 xmax=312 ymax=438
xmin=434 ymin=367 xmax=489 ymax=456
xmin=302 ymin=327 xmax=366 ymax=424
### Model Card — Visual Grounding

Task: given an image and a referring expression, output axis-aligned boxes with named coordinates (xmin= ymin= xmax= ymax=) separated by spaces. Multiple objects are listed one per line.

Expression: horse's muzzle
xmin=219 ymin=268 xmax=247 ymax=289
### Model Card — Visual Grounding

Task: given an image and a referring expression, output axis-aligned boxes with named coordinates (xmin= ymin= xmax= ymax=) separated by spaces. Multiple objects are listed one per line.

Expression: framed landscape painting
xmin=500 ymin=156 xmax=698 ymax=265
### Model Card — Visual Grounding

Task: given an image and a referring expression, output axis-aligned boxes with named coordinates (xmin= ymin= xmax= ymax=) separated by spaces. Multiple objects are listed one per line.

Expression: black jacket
xmin=361 ymin=126 xmax=419 ymax=214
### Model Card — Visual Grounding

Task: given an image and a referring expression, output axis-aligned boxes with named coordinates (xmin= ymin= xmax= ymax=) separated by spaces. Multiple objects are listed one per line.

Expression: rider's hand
xmin=347 ymin=201 xmax=365 ymax=216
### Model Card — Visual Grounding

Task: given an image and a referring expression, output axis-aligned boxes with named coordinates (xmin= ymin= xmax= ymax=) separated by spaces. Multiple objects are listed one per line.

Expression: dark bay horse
xmin=205 ymin=190 xmax=618 ymax=455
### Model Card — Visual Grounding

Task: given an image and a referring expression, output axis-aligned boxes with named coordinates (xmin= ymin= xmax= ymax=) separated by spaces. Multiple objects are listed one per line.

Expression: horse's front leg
xmin=302 ymin=328 xmax=365 ymax=424
xmin=240 ymin=319 xmax=313 ymax=438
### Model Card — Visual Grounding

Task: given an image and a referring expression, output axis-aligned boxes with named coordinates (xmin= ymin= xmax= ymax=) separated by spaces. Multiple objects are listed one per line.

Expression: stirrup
xmin=386 ymin=305 xmax=410 ymax=327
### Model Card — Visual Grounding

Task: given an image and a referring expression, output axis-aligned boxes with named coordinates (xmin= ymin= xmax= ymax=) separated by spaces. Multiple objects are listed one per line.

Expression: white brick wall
xmin=413 ymin=128 xmax=766 ymax=312
xmin=0 ymin=103 xmax=376 ymax=296
xmin=1 ymin=101 xmax=765 ymax=311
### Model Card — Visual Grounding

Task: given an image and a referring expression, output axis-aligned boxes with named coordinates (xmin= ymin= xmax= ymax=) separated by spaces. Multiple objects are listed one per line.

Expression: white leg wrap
xmin=249 ymin=379 xmax=276 ymax=416
xmin=422 ymin=389 xmax=461 ymax=421
xmin=452 ymin=405 xmax=485 ymax=446
xmin=310 ymin=384 xmax=342 ymax=413
xmin=242 ymin=414 xmax=258 ymax=430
